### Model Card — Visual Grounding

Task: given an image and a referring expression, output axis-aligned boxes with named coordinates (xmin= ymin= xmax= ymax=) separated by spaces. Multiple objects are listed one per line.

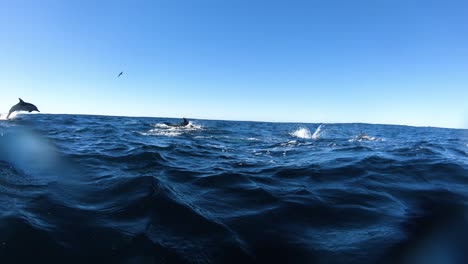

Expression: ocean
xmin=0 ymin=114 xmax=467 ymax=263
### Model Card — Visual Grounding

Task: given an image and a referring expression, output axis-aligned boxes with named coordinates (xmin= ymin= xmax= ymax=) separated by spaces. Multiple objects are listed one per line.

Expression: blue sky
xmin=1 ymin=0 xmax=467 ymax=128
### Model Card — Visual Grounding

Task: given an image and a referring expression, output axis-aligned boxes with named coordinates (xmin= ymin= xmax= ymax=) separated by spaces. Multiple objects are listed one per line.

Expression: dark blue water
xmin=1 ymin=114 xmax=467 ymax=263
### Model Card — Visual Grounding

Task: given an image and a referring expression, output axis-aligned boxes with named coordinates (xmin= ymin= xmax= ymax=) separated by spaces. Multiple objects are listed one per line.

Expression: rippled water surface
xmin=1 ymin=114 xmax=467 ymax=263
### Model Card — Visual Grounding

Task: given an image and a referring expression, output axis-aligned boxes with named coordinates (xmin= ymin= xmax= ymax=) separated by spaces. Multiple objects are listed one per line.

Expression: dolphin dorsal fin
xmin=19 ymin=98 xmax=24 ymax=103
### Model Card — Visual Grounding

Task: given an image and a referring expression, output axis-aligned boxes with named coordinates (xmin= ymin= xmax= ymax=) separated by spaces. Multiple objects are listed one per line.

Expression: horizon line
xmin=7 ymin=112 xmax=465 ymax=130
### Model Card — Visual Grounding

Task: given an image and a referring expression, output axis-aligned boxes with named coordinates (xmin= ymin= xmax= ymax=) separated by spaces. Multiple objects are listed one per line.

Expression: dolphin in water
xmin=7 ymin=98 xmax=40 ymax=119
xmin=356 ymin=132 xmax=374 ymax=141
xmin=164 ymin=118 xmax=190 ymax=127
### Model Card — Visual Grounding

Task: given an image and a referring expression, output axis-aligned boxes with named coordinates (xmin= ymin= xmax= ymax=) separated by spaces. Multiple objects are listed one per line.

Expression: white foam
xmin=142 ymin=121 xmax=203 ymax=137
xmin=153 ymin=121 xmax=202 ymax=130
xmin=139 ymin=130 xmax=182 ymax=137
xmin=194 ymin=135 xmax=210 ymax=139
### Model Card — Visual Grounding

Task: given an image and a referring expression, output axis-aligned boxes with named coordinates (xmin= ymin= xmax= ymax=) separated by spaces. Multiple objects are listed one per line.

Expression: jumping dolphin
xmin=117 ymin=72 xmax=123 ymax=78
xmin=7 ymin=98 xmax=40 ymax=119
xmin=164 ymin=118 xmax=190 ymax=127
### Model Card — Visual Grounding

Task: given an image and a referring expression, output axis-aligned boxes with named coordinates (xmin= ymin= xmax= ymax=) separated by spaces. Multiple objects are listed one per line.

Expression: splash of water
xmin=0 ymin=112 xmax=17 ymax=120
xmin=290 ymin=127 xmax=312 ymax=139
xmin=312 ymin=124 xmax=323 ymax=139
xmin=291 ymin=124 xmax=323 ymax=139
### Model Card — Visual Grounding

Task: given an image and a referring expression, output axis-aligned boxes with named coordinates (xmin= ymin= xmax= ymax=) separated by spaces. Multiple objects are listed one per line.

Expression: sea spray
xmin=312 ymin=124 xmax=323 ymax=139
xmin=290 ymin=124 xmax=323 ymax=139
xmin=290 ymin=127 xmax=312 ymax=139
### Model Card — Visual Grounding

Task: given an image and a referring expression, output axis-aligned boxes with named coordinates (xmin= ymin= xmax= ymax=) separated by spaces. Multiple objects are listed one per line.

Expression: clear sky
xmin=1 ymin=0 xmax=467 ymax=128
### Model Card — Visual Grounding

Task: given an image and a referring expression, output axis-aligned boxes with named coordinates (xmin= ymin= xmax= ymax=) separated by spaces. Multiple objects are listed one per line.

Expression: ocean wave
xmin=1 ymin=115 xmax=467 ymax=263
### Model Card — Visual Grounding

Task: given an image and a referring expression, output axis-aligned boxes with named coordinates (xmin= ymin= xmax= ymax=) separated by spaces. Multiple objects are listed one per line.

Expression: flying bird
xmin=117 ymin=72 xmax=123 ymax=78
